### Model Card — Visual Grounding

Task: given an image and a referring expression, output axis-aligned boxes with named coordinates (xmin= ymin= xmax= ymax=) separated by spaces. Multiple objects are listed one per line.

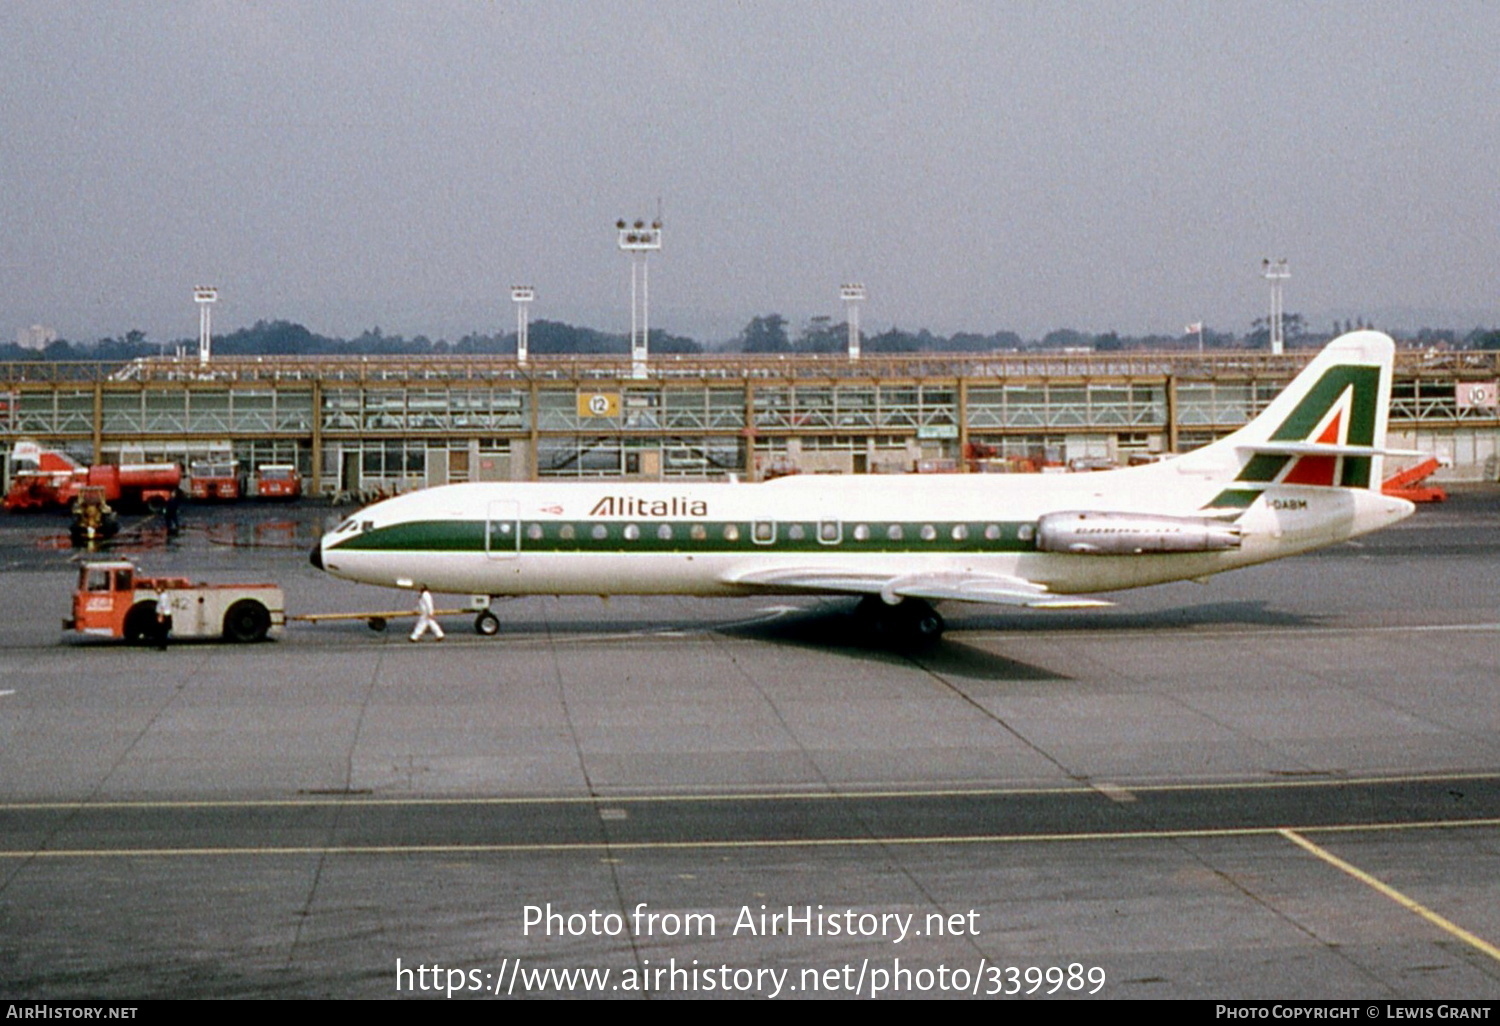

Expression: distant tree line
xmin=3 ymin=315 xmax=1498 ymax=362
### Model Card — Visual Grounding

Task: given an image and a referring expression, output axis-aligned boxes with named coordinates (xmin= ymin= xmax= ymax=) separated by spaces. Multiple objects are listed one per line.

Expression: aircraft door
xmin=485 ymin=500 xmax=520 ymax=559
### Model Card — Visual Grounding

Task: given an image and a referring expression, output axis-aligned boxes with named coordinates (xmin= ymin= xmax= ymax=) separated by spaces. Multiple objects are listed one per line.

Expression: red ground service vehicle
xmin=5 ymin=442 xmax=181 ymax=511
xmin=63 ymin=560 xmax=285 ymax=643
xmin=252 ymin=464 xmax=302 ymax=499
xmin=188 ymin=458 xmax=244 ymax=501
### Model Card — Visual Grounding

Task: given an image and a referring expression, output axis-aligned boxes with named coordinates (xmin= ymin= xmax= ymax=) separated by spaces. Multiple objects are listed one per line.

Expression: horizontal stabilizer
xmin=1239 ymin=442 xmax=1425 ymax=459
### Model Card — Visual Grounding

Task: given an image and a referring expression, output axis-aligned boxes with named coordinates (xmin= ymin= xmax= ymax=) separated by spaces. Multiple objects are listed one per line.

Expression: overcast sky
xmin=3 ymin=1 xmax=1497 ymax=345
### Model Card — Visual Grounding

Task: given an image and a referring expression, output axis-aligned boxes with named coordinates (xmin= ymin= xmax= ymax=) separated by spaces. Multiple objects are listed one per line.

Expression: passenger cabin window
xmin=920 ymin=524 xmax=937 ymax=541
xmin=984 ymin=524 xmax=1001 ymax=541
xmin=786 ymin=524 xmax=806 ymax=541
xmin=952 ymin=524 xmax=969 ymax=541
xmin=526 ymin=524 xmax=544 ymax=541
xmin=623 ymin=524 xmax=641 ymax=541
xmin=887 ymin=524 xmax=904 ymax=541
xmin=722 ymin=524 xmax=740 ymax=542
xmin=690 ymin=524 xmax=707 ymax=541
xmin=1018 ymin=524 xmax=1036 ymax=541
xmin=591 ymin=524 xmax=608 ymax=540
xmin=559 ymin=524 xmax=576 ymax=540
xmin=657 ymin=524 xmax=673 ymax=541
xmin=853 ymin=524 xmax=871 ymax=541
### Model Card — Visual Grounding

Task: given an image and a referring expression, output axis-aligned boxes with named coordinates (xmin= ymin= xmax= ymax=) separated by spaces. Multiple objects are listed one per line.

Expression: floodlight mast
xmin=617 ymin=218 xmax=662 ymax=378
xmin=194 ymin=287 xmax=218 ymax=366
xmin=840 ymin=284 xmax=865 ymax=360
xmin=1262 ymin=258 xmax=1290 ymax=355
xmin=511 ymin=286 xmax=534 ymax=364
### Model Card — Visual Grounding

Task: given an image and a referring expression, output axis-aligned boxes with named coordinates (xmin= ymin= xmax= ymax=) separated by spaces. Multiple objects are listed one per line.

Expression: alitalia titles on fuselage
xmin=588 ymin=495 xmax=710 ymax=518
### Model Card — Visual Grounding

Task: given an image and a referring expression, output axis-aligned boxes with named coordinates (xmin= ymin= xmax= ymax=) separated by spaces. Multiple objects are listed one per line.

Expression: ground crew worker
xmin=163 ymin=492 xmax=181 ymax=535
xmin=153 ymin=585 xmax=173 ymax=649
xmin=410 ymin=586 xmax=444 ymax=642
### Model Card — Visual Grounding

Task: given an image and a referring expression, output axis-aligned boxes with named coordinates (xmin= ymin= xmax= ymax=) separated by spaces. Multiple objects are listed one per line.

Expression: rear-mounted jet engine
xmin=1035 ymin=511 xmax=1243 ymax=555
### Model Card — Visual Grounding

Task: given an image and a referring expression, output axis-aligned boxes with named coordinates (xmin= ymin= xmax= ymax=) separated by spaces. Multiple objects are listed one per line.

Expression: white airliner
xmin=311 ymin=331 xmax=1417 ymax=644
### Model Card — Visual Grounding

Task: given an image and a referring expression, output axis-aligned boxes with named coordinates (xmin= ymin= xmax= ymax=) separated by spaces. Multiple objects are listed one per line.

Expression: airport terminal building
xmin=2 ymin=349 xmax=1497 ymax=495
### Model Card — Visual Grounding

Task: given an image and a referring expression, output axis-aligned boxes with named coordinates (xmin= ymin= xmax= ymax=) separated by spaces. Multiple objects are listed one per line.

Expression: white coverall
xmin=410 ymin=588 xmax=445 ymax=641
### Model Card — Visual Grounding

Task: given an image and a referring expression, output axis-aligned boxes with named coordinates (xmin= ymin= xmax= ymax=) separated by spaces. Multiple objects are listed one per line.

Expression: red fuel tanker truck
xmin=5 ymin=442 xmax=181 ymax=511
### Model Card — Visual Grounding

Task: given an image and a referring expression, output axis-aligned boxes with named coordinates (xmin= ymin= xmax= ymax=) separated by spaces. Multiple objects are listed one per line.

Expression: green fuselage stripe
xmin=330 ymin=519 xmax=1042 ymax=556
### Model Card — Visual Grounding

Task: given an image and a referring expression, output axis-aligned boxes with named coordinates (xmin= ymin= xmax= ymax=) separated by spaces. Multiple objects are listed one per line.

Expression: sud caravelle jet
xmin=310 ymin=331 xmax=1418 ymax=645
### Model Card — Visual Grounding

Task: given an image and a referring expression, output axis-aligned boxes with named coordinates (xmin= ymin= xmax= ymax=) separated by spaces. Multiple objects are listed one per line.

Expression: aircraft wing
xmin=725 ymin=567 xmax=1113 ymax=609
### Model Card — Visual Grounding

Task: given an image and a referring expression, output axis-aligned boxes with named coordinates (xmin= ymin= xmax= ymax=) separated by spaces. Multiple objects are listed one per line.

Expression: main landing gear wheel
xmin=855 ymin=596 xmax=945 ymax=648
xmin=474 ymin=609 xmax=500 ymax=636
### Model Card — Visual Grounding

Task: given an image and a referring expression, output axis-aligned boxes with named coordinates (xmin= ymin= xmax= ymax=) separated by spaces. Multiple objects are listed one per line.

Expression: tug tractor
xmin=64 ymin=560 xmax=285 ymax=644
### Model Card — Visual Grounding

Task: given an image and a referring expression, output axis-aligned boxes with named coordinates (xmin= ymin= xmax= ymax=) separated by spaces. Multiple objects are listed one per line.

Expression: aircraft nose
xmin=309 ymin=541 xmax=324 ymax=570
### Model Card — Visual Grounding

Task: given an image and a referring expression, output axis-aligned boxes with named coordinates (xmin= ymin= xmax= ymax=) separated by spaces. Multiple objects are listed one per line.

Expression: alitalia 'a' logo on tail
xmin=1203 ymin=364 xmax=1382 ymax=513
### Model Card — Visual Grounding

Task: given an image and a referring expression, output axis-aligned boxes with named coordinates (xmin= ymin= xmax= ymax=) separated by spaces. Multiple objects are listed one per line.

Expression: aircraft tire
xmin=893 ymin=600 xmax=945 ymax=647
xmin=475 ymin=610 xmax=500 ymax=636
xmin=367 ymin=616 xmax=388 ymax=632
xmin=853 ymin=596 xmax=945 ymax=647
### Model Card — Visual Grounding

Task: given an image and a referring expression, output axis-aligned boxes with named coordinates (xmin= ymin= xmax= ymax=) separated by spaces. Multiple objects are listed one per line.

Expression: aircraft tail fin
xmin=1182 ymin=331 xmax=1408 ymax=511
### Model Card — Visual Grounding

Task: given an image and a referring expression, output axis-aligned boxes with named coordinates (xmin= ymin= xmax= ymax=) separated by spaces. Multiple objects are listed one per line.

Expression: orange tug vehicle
xmin=64 ymin=560 xmax=285 ymax=644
